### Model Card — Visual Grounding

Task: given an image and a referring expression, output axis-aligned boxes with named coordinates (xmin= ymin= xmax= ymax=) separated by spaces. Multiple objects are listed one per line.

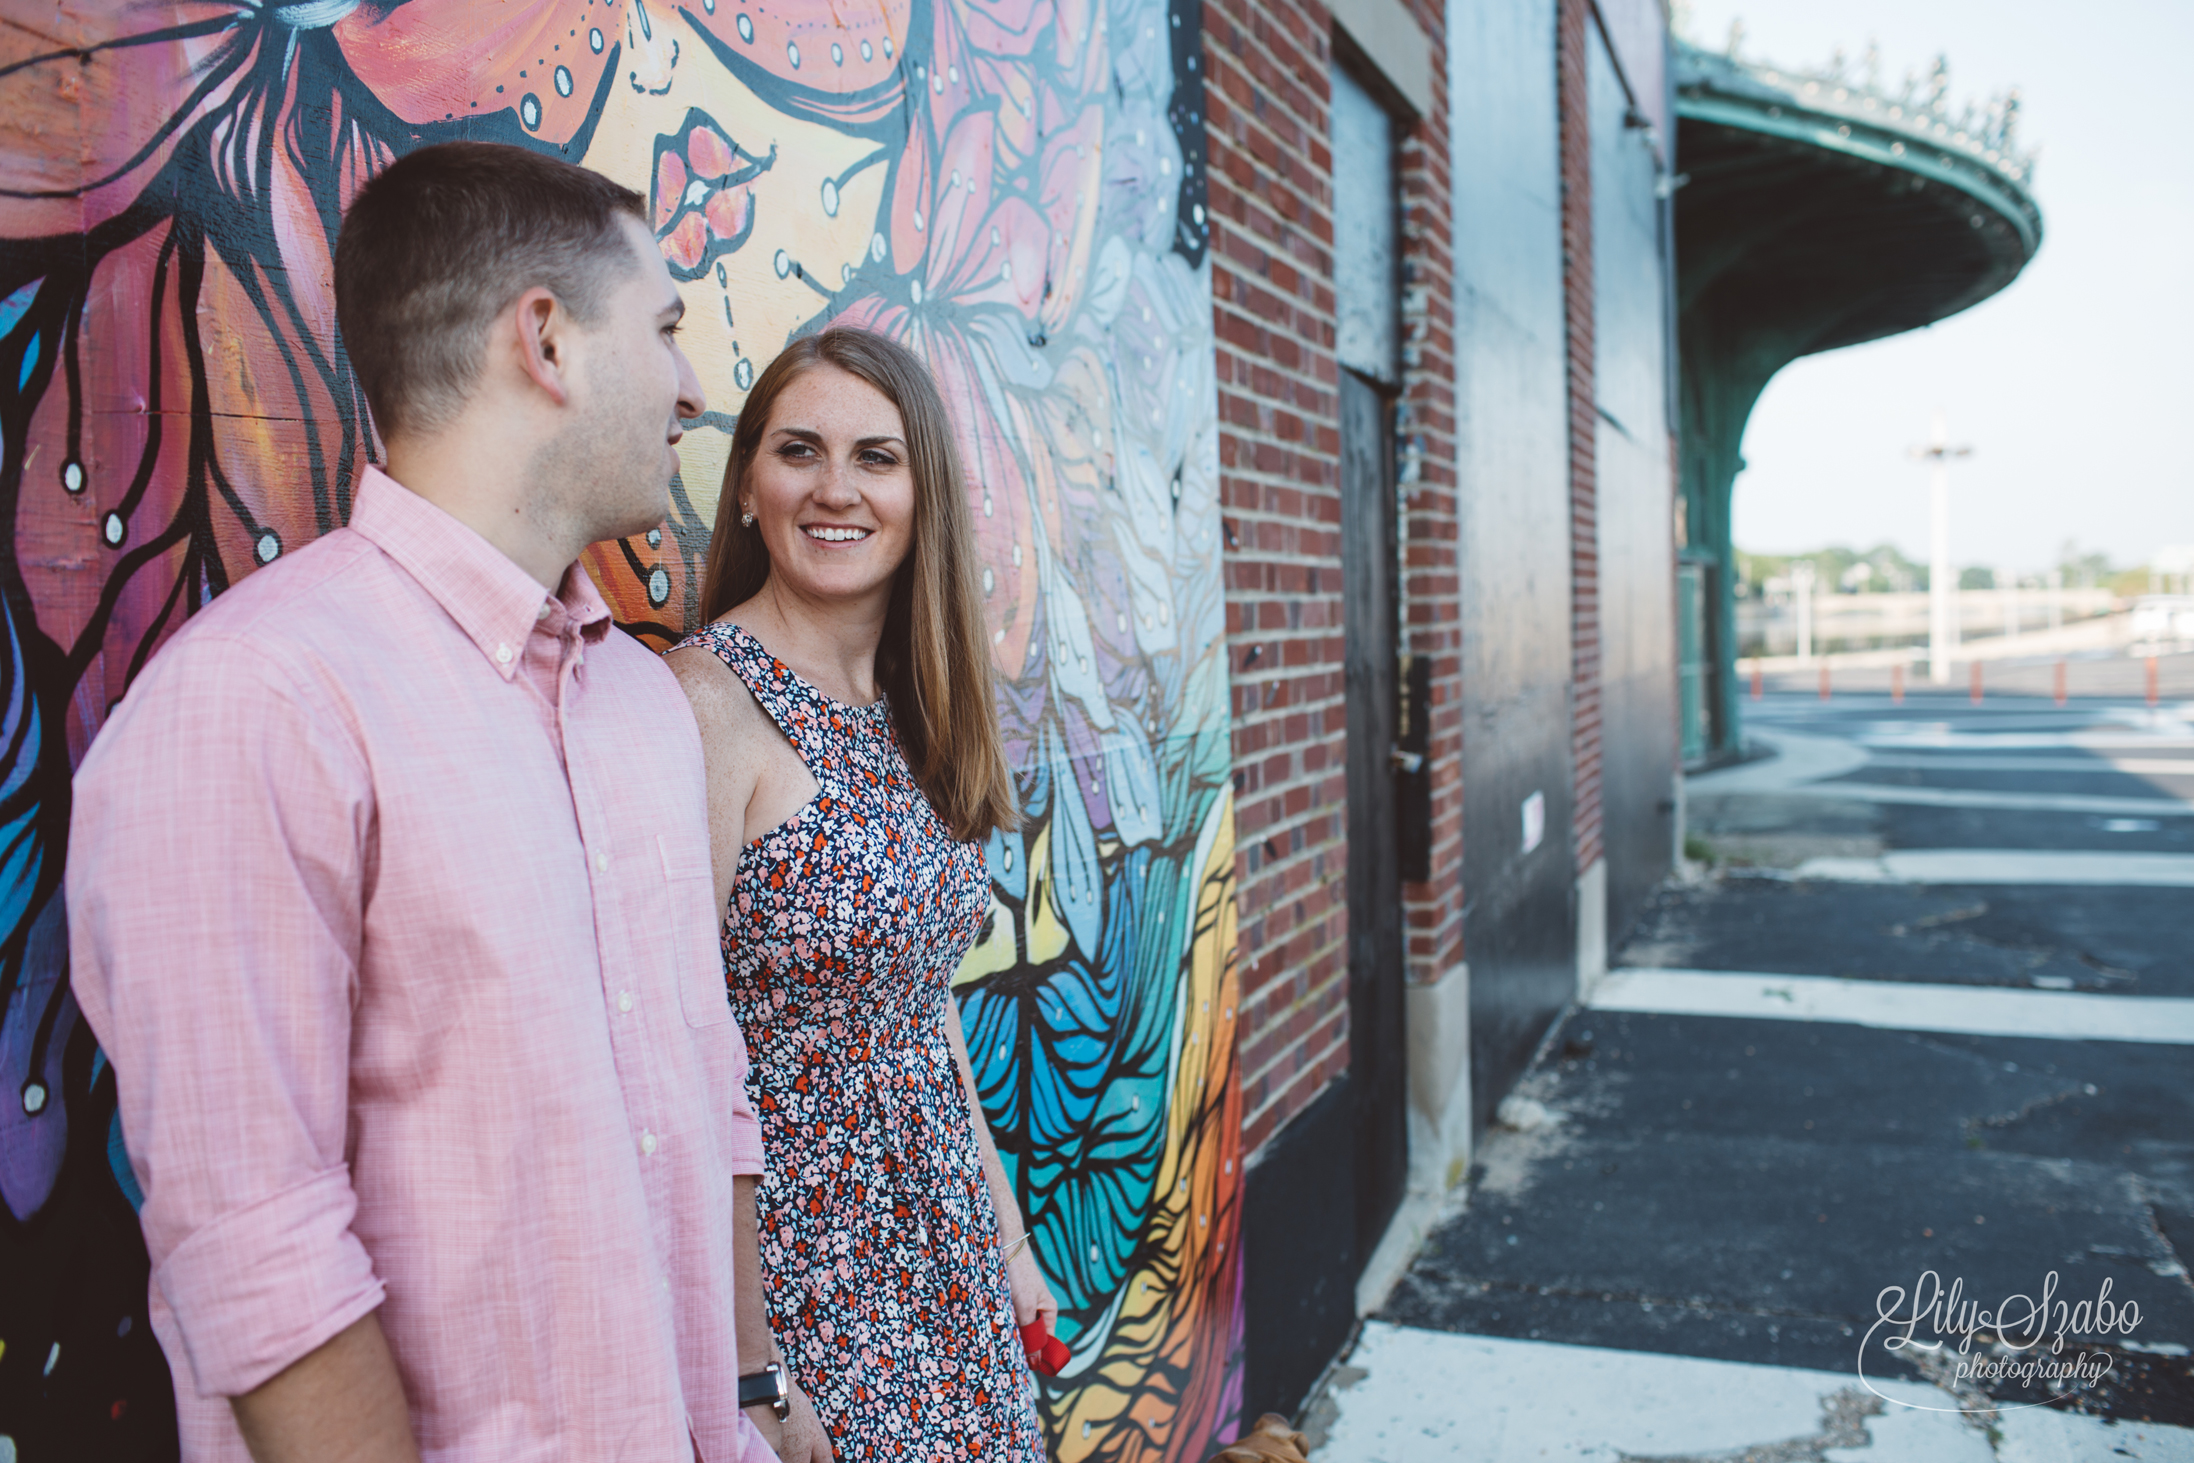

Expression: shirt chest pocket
xmin=657 ymin=834 xmax=732 ymax=1028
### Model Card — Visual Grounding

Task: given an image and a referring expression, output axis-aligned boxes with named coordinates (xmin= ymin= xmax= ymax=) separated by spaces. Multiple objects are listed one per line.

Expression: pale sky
xmin=1679 ymin=1 xmax=2194 ymax=574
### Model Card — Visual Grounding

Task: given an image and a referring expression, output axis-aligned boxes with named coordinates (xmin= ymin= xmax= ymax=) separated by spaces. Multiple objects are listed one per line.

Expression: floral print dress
xmin=677 ymin=621 xmax=1044 ymax=1460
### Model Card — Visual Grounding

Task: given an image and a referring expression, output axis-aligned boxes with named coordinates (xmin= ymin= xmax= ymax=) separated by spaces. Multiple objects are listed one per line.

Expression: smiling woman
xmin=667 ymin=330 xmax=1045 ymax=1458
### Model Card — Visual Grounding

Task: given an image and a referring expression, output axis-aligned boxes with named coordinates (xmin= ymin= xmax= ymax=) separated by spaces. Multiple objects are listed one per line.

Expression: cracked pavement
xmin=1313 ymin=692 xmax=2194 ymax=1461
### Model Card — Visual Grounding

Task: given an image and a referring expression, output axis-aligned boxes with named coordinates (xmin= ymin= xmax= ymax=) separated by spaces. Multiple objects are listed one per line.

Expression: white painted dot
xmin=910 ymin=279 xmax=924 ymax=305
xmin=590 ymin=26 xmax=603 ymax=51
xmin=773 ymin=249 xmax=791 ymax=278
xmin=101 ymin=512 xmax=124 ymax=545
xmin=860 ymin=38 xmax=873 ymax=61
xmin=821 ymin=179 xmax=839 ymax=216
xmin=21 ymin=1083 xmax=45 ymax=1115
xmin=44 ymin=1343 xmax=59 ymax=1376
xmin=647 ymin=567 xmax=671 ymax=605
xmin=736 ymin=12 xmax=753 ymax=42
xmin=912 ymin=208 xmax=925 ymax=232
xmin=255 ymin=531 xmax=280 ymax=563
xmin=62 ymin=461 xmax=84 ymax=493
xmin=831 ymin=42 xmax=843 ymax=64
xmin=786 ymin=41 xmax=800 ymax=68
xmin=554 ymin=65 xmax=572 ymax=97
xmin=870 ymin=232 xmax=887 ymax=262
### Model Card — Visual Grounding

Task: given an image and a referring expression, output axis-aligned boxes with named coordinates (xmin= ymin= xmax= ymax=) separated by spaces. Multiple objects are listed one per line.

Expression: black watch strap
xmin=738 ymin=1360 xmax=790 ymax=1420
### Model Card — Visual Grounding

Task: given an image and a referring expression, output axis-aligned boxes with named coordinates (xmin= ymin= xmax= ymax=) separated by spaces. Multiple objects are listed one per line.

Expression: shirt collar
xmin=348 ymin=467 xmax=614 ymax=680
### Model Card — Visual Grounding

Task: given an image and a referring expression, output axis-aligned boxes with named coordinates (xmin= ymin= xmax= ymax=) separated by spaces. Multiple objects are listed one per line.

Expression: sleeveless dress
xmin=676 ymin=621 xmax=1045 ymax=1461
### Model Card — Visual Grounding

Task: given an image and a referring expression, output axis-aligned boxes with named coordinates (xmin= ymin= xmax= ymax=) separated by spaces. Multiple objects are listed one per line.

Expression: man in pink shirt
xmin=68 ymin=144 xmax=824 ymax=1461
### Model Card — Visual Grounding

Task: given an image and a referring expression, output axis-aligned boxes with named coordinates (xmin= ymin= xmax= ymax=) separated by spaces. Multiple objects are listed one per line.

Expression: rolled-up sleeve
xmin=68 ymin=633 xmax=382 ymax=1399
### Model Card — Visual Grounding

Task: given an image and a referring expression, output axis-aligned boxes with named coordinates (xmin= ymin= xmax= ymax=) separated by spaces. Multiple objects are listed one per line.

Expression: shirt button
xmin=495 ymin=643 xmax=514 ymax=665
xmin=536 ymin=602 xmax=553 ymax=621
xmin=594 ymin=851 xmax=611 ymax=872
xmin=618 ymin=990 xmax=634 ymax=1013
xmin=640 ymin=1130 xmax=657 ymax=1156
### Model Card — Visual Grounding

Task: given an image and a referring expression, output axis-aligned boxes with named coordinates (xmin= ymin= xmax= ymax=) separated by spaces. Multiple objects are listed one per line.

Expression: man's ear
xmin=507 ymin=287 xmax=573 ymax=408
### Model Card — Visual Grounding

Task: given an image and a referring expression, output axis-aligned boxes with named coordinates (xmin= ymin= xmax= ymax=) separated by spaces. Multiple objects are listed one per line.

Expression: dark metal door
xmin=1341 ymin=367 xmax=1406 ymax=1261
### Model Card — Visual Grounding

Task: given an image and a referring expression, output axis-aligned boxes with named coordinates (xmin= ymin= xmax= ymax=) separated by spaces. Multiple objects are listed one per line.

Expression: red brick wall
xmin=1394 ymin=0 xmax=1462 ymax=991
xmin=1558 ymin=0 xmax=1603 ymax=877
xmin=1206 ymin=0 xmax=1457 ymax=1157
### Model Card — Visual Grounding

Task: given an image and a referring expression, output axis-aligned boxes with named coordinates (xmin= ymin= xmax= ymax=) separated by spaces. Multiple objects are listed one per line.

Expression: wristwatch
xmin=738 ymin=1360 xmax=791 ymax=1421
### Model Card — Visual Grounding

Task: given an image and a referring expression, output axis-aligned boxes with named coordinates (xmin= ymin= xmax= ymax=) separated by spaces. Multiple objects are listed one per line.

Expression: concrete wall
xmin=1588 ymin=4 xmax=1680 ymax=950
xmin=1449 ymin=0 xmax=1578 ymax=1136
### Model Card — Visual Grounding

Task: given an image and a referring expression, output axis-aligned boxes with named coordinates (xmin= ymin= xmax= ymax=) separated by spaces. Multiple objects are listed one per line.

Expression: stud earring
xmin=740 ymin=506 xmax=756 ymax=527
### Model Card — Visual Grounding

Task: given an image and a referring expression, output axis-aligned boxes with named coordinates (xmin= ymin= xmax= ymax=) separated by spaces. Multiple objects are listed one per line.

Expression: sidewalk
xmin=1304 ymin=694 xmax=2194 ymax=1461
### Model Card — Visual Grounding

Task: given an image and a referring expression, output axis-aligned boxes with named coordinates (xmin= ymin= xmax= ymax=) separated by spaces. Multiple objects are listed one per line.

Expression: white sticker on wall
xmin=1521 ymin=790 xmax=1546 ymax=855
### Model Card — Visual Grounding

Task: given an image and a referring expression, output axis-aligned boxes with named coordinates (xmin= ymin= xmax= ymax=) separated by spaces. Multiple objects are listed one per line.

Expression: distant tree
xmin=2056 ymin=539 xmax=2113 ymax=590
xmin=1959 ymin=566 xmax=1996 ymax=590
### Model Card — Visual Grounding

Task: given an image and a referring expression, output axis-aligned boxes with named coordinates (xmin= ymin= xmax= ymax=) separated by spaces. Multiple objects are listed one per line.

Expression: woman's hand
xmin=1004 ymin=1237 xmax=1058 ymax=1334
xmin=746 ymin=1378 xmax=833 ymax=1463
xmin=779 ymin=1381 xmax=834 ymax=1463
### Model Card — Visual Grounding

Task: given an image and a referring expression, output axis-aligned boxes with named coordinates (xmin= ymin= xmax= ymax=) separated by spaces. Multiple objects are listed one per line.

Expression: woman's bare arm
xmin=667 ymin=644 xmax=833 ymax=1460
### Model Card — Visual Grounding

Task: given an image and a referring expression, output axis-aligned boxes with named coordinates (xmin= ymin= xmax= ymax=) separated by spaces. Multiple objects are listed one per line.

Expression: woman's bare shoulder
xmin=665 ymin=640 xmax=771 ymax=748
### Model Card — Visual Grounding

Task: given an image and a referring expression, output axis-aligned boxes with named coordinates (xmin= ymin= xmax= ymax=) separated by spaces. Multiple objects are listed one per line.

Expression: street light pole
xmin=1911 ymin=410 xmax=1973 ymax=685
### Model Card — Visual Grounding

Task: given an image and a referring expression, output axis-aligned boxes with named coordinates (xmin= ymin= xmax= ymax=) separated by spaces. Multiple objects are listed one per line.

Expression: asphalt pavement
xmin=1309 ymin=690 xmax=2194 ymax=1461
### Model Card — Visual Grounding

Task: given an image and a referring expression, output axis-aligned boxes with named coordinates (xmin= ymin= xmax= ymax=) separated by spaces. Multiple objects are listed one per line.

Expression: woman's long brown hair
xmin=697 ymin=328 xmax=1019 ymax=842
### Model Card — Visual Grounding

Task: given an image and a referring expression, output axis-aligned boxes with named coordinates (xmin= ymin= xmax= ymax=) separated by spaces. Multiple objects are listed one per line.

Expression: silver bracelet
xmin=1000 ymin=1230 xmax=1033 ymax=1261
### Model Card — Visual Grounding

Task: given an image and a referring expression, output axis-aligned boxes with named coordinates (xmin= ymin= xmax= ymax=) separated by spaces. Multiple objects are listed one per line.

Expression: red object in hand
xmin=1019 ymin=1320 xmax=1070 ymax=1376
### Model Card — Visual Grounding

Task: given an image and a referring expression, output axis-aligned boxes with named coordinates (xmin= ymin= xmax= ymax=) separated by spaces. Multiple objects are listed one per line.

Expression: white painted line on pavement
xmin=1314 ymin=1322 xmax=2194 ymax=1462
xmin=1589 ymin=968 xmax=2194 ymax=1044
xmin=1774 ymin=781 xmax=2194 ymax=816
xmin=1791 ymin=849 xmax=2194 ymax=886
xmin=1858 ymin=730 xmax=2194 ymax=751
xmin=1857 ymin=753 xmax=2194 ymax=775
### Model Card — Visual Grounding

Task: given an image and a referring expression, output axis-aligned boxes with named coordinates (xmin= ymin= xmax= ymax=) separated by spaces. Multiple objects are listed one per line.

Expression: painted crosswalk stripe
xmin=1589 ymin=968 xmax=2194 ymax=1044
xmin=1854 ymin=753 xmax=2194 ymax=774
xmin=1315 ymin=1322 xmax=2194 ymax=1462
xmin=1777 ymin=781 xmax=2194 ymax=815
xmin=1789 ymin=848 xmax=2194 ymax=885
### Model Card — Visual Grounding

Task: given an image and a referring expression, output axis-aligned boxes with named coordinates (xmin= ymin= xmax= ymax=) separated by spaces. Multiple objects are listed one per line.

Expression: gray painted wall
xmin=1589 ymin=13 xmax=1679 ymax=946
xmin=1447 ymin=0 xmax=1577 ymax=1133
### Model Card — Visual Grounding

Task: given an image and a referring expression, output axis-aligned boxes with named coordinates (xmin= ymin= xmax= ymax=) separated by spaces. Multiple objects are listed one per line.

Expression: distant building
xmin=1673 ymin=40 xmax=2043 ymax=763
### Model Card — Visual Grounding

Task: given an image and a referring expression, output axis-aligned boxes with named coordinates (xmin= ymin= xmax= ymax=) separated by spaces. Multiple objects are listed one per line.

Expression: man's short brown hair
xmin=335 ymin=141 xmax=646 ymax=439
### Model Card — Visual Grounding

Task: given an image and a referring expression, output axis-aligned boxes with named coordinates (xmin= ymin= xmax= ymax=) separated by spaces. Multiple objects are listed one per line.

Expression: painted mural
xmin=0 ymin=0 xmax=1242 ymax=1455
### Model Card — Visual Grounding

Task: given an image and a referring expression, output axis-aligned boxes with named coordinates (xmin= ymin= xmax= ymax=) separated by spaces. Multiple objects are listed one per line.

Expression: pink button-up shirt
xmin=69 ymin=468 xmax=770 ymax=1462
